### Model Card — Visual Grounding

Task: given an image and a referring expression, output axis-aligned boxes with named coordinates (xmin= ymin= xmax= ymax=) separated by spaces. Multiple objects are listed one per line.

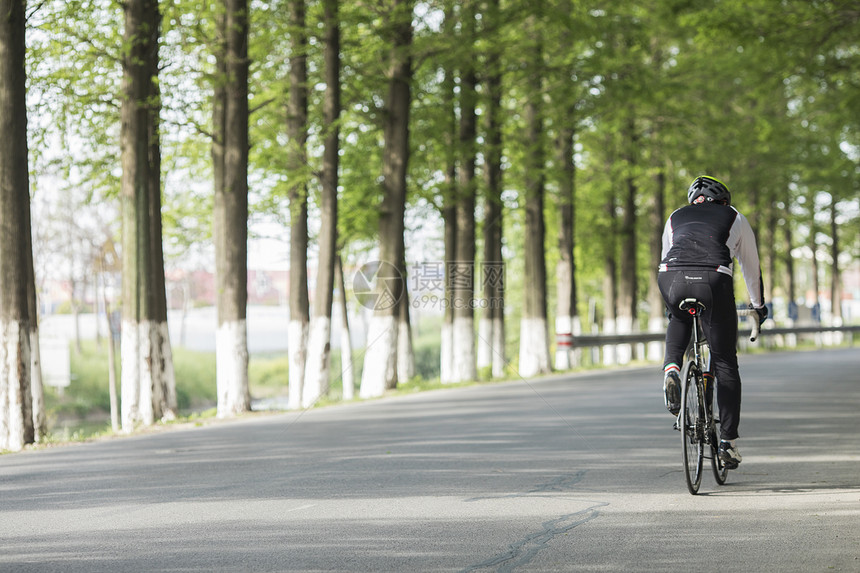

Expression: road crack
xmin=461 ymin=471 xmax=607 ymax=571
xmin=460 ymin=501 xmax=607 ymax=573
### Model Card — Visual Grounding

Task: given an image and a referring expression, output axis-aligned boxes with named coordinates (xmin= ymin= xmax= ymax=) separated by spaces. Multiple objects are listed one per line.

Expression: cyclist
xmin=658 ymin=175 xmax=768 ymax=469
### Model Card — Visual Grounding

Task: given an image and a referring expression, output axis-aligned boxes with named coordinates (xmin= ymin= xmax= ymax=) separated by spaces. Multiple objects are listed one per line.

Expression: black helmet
xmin=687 ymin=176 xmax=731 ymax=205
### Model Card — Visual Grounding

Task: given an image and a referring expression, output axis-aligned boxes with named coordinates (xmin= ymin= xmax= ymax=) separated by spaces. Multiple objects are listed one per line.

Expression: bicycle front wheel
xmin=680 ymin=360 xmax=703 ymax=494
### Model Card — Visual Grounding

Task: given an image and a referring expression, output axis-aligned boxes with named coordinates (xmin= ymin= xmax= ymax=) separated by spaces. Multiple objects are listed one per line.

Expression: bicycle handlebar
xmin=737 ymin=308 xmax=761 ymax=342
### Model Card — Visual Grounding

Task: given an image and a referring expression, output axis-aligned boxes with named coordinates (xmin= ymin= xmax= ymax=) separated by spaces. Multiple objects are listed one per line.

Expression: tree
xmin=303 ymin=0 xmax=340 ymax=407
xmin=452 ymin=0 xmax=478 ymax=383
xmin=477 ymin=0 xmax=505 ymax=379
xmin=0 ymin=0 xmax=36 ymax=451
xmin=119 ymin=0 xmax=176 ymax=429
xmin=145 ymin=0 xmax=177 ymax=424
xmin=517 ymin=9 xmax=550 ymax=378
xmin=549 ymin=0 xmax=583 ymax=371
xmin=439 ymin=0 xmax=457 ymax=384
xmin=616 ymin=117 xmax=638 ymax=364
xmin=213 ymin=0 xmax=251 ymax=417
xmin=335 ymin=255 xmax=355 ymax=399
xmin=287 ymin=0 xmax=310 ymax=409
xmin=360 ymin=0 xmax=412 ymax=398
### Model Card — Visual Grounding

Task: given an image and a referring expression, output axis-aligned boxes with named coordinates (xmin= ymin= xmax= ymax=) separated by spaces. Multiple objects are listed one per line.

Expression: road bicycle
xmin=675 ymin=298 xmax=760 ymax=495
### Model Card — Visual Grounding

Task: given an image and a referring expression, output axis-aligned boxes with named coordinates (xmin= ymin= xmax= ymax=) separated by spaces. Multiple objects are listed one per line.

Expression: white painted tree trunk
xmin=155 ymin=321 xmax=177 ymax=421
xmin=121 ymin=319 xmax=140 ymax=432
xmin=491 ymin=316 xmax=506 ymax=378
xmin=1 ymin=321 xmax=30 ymax=452
xmin=452 ymin=316 xmax=476 ymax=382
xmin=340 ymin=320 xmax=354 ymax=400
xmin=571 ymin=316 xmax=583 ymax=369
xmin=554 ymin=315 xmax=572 ymax=371
xmin=785 ymin=317 xmax=797 ymax=348
xmin=216 ymin=319 xmax=250 ymax=418
xmin=360 ymin=314 xmax=397 ymax=399
xmin=138 ymin=320 xmax=155 ymax=426
xmin=518 ymin=317 xmax=550 ymax=378
xmin=602 ymin=318 xmax=616 ymax=367
xmin=107 ymin=324 xmax=119 ymax=433
xmin=137 ymin=321 xmax=176 ymax=425
xmin=440 ymin=320 xmax=453 ymax=384
xmin=29 ymin=326 xmax=46 ymax=441
xmin=288 ymin=319 xmax=308 ymax=409
xmin=831 ymin=315 xmax=843 ymax=345
xmin=397 ymin=317 xmax=415 ymax=383
xmin=303 ymin=316 xmax=330 ymax=409
xmin=616 ymin=315 xmax=633 ymax=365
xmin=648 ymin=316 xmax=665 ymax=362
xmin=336 ymin=259 xmax=355 ymax=400
xmin=477 ymin=317 xmax=493 ymax=372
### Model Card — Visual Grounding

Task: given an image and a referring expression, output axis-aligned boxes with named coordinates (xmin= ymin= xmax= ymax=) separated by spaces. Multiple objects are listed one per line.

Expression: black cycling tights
xmin=658 ymin=269 xmax=741 ymax=441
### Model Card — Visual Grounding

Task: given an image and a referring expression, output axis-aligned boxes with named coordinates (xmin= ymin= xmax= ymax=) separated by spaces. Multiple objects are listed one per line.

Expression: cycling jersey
xmin=659 ymin=202 xmax=764 ymax=308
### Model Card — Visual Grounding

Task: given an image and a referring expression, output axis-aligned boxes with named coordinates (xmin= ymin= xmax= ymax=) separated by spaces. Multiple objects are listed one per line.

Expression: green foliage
xmin=17 ymin=0 xmax=860 ymax=447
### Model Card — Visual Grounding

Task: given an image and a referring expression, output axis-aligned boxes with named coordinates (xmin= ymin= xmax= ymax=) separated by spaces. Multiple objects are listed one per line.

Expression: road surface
xmin=2 ymin=348 xmax=859 ymax=572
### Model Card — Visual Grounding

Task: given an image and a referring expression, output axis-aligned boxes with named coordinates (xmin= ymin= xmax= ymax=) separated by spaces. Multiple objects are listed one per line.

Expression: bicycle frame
xmin=679 ymin=299 xmax=716 ymax=449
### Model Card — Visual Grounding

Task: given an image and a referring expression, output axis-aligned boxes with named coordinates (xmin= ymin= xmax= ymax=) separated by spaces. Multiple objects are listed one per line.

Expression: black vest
xmin=661 ymin=203 xmax=738 ymax=270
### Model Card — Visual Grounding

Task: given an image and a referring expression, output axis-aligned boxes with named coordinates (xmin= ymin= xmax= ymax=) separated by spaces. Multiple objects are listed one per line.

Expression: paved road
xmin=2 ymin=348 xmax=859 ymax=572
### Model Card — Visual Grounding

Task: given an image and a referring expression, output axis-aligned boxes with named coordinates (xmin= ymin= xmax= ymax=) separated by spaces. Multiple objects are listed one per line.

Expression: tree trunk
xmin=213 ymin=0 xmax=251 ymax=417
xmin=452 ymin=1 xmax=477 ymax=383
xmin=71 ymin=278 xmax=81 ymax=354
xmin=439 ymin=1 xmax=456 ymax=384
xmin=616 ymin=121 xmax=638 ymax=365
xmin=145 ymin=1 xmax=176 ymax=423
xmin=335 ymin=256 xmax=355 ymax=399
xmin=518 ymin=18 xmax=550 ymax=378
xmin=829 ymin=197 xmax=842 ymax=325
xmin=120 ymin=0 xmax=155 ymax=431
xmin=554 ymin=121 xmax=577 ymax=371
xmin=360 ymin=0 xmax=412 ymax=398
xmin=304 ymin=0 xmax=340 ymax=408
xmin=287 ymin=0 xmax=310 ymax=409
xmin=647 ymin=170 xmax=667 ymax=361
xmin=809 ymin=189 xmax=821 ymax=321
xmin=783 ymin=222 xmax=796 ymax=305
xmin=602 ymin=190 xmax=618 ymax=366
xmin=783 ymin=215 xmax=797 ymax=346
xmin=23 ymin=138 xmax=44 ymax=441
xmin=396 ymin=279 xmax=415 ymax=384
xmin=0 ymin=0 xmax=35 ymax=451
xmin=478 ymin=0 xmax=505 ymax=379
xmin=103 ymin=289 xmax=120 ymax=433
xmin=764 ymin=197 xmax=777 ymax=304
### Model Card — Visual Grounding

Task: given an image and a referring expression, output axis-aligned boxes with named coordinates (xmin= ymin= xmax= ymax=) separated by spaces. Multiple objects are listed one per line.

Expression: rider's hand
xmin=754 ymin=305 xmax=768 ymax=326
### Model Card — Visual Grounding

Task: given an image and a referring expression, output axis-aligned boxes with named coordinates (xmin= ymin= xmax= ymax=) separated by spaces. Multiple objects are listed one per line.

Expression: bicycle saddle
xmin=679 ymin=298 xmax=706 ymax=315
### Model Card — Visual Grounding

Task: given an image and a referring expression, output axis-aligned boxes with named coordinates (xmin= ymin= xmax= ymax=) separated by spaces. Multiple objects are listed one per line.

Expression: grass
xmin=43 ymin=317 xmax=447 ymax=441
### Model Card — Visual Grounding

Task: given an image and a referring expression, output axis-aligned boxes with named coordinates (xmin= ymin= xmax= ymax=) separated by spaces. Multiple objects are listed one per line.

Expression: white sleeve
xmin=727 ymin=210 xmax=765 ymax=308
xmin=660 ymin=217 xmax=673 ymax=261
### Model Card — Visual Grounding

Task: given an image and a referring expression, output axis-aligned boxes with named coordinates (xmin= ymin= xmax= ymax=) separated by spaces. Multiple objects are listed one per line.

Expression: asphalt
xmin=1 ymin=347 xmax=858 ymax=572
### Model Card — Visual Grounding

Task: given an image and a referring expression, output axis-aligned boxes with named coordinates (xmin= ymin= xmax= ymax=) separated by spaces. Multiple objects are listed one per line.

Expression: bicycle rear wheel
xmin=680 ymin=360 xmax=703 ymax=494
xmin=710 ymin=382 xmax=729 ymax=485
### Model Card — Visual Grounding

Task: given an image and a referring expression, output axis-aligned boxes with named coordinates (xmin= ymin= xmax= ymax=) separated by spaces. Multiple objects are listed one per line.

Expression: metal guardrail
xmin=569 ymin=324 xmax=859 ymax=348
